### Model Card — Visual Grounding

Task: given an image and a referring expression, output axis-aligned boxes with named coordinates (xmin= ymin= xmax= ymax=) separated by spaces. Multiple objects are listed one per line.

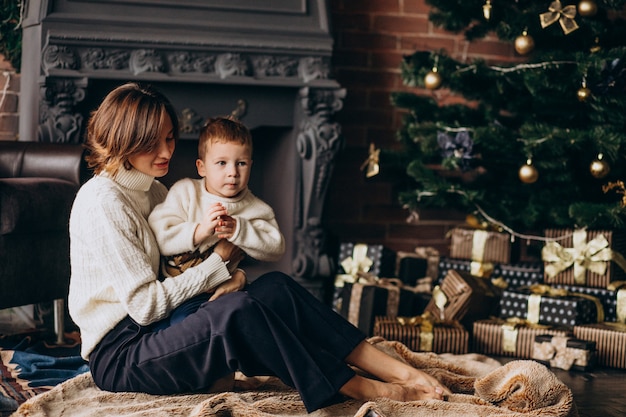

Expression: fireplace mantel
xmin=19 ymin=0 xmax=344 ymax=299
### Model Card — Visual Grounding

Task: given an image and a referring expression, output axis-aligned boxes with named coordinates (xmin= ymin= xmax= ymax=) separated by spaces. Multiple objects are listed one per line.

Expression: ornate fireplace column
xmin=19 ymin=0 xmax=344 ymax=299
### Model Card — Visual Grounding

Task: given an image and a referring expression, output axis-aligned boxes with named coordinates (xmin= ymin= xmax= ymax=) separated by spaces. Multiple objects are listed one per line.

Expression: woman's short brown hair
xmin=84 ymin=82 xmax=179 ymax=175
xmin=198 ymin=116 xmax=252 ymax=161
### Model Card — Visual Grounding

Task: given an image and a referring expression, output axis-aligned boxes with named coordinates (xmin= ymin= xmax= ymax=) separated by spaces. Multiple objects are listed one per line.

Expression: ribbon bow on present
xmin=341 ymin=244 xmax=374 ymax=277
xmin=396 ymin=312 xmax=439 ymax=351
xmin=540 ymin=0 xmax=579 ymax=35
xmin=533 ymin=336 xmax=591 ymax=371
xmin=542 ymin=229 xmax=626 ymax=285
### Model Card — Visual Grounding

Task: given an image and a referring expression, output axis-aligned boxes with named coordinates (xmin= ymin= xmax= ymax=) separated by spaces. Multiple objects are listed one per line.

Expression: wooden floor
xmin=552 ymin=366 xmax=626 ymax=417
xmin=497 ymin=357 xmax=626 ymax=417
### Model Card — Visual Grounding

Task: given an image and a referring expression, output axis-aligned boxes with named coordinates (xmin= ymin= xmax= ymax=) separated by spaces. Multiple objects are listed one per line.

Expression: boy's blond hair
xmin=198 ymin=116 xmax=252 ymax=160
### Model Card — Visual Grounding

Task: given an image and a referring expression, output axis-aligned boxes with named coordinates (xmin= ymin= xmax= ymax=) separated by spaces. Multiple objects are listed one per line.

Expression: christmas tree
xmin=393 ymin=0 xmax=626 ymax=234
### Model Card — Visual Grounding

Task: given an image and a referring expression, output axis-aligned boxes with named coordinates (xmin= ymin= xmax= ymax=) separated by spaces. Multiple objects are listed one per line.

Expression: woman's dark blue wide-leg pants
xmin=88 ymin=271 xmax=366 ymax=412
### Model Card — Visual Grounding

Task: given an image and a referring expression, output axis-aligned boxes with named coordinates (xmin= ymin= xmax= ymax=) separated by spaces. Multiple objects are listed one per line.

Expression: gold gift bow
xmin=340 ymin=244 xmax=374 ymax=279
xmin=533 ymin=336 xmax=591 ymax=371
xmin=608 ymin=281 xmax=626 ymax=323
xmin=540 ymin=0 xmax=579 ymax=35
xmin=396 ymin=312 xmax=440 ymax=352
xmin=526 ymin=284 xmax=605 ymax=323
xmin=497 ymin=317 xmax=551 ymax=353
xmin=542 ymin=229 xmax=626 ymax=285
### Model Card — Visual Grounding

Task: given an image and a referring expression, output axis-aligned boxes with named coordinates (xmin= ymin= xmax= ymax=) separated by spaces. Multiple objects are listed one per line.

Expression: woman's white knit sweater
xmin=68 ymin=168 xmax=231 ymax=360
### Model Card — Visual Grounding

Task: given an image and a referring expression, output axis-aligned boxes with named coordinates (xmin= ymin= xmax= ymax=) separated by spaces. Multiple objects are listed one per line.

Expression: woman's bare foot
xmin=340 ymin=374 xmax=444 ymax=403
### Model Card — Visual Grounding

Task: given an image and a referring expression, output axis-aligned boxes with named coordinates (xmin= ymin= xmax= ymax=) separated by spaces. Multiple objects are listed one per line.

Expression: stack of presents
xmin=333 ymin=227 xmax=626 ymax=372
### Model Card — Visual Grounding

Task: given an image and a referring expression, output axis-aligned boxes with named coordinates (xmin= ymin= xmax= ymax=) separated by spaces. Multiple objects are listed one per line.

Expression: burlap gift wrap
xmin=553 ymin=281 xmax=626 ymax=323
xmin=542 ymin=228 xmax=626 ymax=288
xmin=449 ymin=227 xmax=512 ymax=265
xmin=424 ymin=269 xmax=501 ymax=328
xmin=373 ymin=314 xmax=468 ymax=354
xmin=532 ymin=334 xmax=596 ymax=371
xmin=492 ymin=262 xmax=544 ymax=289
xmin=339 ymin=279 xmax=428 ymax=336
xmin=499 ymin=285 xmax=603 ymax=327
xmin=573 ymin=322 xmax=626 ymax=369
xmin=473 ymin=318 xmax=570 ymax=359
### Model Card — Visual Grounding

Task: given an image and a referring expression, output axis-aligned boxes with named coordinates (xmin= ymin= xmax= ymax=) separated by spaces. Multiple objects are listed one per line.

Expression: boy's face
xmin=196 ymin=140 xmax=252 ymax=198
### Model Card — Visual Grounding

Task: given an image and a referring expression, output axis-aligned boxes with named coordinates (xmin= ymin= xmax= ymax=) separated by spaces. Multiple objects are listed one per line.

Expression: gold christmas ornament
xmin=360 ymin=143 xmax=380 ymax=178
xmin=577 ymin=79 xmax=591 ymax=102
xmin=514 ymin=31 xmax=535 ymax=55
xmin=519 ymin=159 xmax=539 ymax=184
xmin=590 ymin=153 xmax=610 ymax=179
xmin=424 ymin=67 xmax=443 ymax=90
xmin=578 ymin=0 xmax=598 ymax=17
xmin=483 ymin=0 xmax=492 ymax=20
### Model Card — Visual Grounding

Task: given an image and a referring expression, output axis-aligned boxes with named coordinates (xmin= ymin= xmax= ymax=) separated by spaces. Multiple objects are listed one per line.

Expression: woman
xmin=68 ymin=82 xmax=448 ymax=413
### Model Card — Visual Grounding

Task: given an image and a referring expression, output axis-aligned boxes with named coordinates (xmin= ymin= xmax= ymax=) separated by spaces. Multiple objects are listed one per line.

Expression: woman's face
xmin=128 ymin=115 xmax=175 ymax=178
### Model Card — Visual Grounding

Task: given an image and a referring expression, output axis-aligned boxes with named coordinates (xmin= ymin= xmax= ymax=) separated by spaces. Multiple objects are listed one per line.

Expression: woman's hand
xmin=209 ymin=269 xmax=247 ymax=301
xmin=213 ymin=239 xmax=244 ymax=267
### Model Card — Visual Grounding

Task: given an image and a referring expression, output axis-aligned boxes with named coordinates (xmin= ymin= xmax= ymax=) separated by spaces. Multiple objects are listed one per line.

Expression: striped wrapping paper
xmin=449 ymin=228 xmax=512 ymax=264
xmin=543 ymin=229 xmax=626 ymax=288
xmin=472 ymin=318 xmax=570 ymax=359
xmin=573 ymin=323 xmax=626 ymax=369
xmin=373 ymin=316 xmax=468 ymax=354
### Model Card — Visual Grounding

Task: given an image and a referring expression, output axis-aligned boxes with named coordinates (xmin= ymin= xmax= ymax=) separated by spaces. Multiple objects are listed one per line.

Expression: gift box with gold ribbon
xmin=573 ymin=322 xmax=626 ymax=369
xmin=332 ymin=242 xmax=395 ymax=312
xmin=499 ymin=284 xmax=604 ymax=327
xmin=339 ymin=279 xmax=431 ymax=336
xmin=437 ymin=256 xmax=496 ymax=283
xmin=373 ymin=313 xmax=468 ymax=354
xmin=542 ymin=228 xmax=626 ymax=288
xmin=532 ymin=334 xmax=596 ymax=371
xmin=396 ymin=246 xmax=440 ymax=287
xmin=424 ymin=269 xmax=501 ymax=328
xmin=449 ymin=227 xmax=513 ymax=265
xmin=553 ymin=281 xmax=626 ymax=323
xmin=473 ymin=318 xmax=570 ymax=359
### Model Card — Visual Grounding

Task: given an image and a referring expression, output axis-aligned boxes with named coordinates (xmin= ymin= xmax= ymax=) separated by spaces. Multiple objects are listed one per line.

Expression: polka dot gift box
xmin=499 ymin=285 xmax=603 ymax=327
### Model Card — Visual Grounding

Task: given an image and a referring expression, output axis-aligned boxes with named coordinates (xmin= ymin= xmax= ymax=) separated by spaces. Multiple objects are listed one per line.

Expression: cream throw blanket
xmin=11 ymin=338 xmax=577 ymax=417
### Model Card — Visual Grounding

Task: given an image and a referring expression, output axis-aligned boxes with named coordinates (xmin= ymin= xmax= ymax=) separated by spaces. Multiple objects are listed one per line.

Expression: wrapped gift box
xmin=396 ymin=246 xmax=440 ymax=286
xmin=373 ymin=315 xmax=468 ymax=354
xmin=573 ymin=323 xmax=626 ymax=369
xmin=543 ymin=229 xmax=626 ymax=288
xmin=337 ymin=242 xmax=395 ymax=278
xmin=532 ymin=334 xmax=596 ymax=371
xmin=339 ymin=280 xmax=428 ymax=336
xmin=437 ymin=257 xmax=495 ymax=285
xmin=492 ymin=262 xmax=543 ymax=289
xmin=424 ymin=269 xmax=501 ymax=327
xmin=473 ymin=318 xmax=570 ymax=359
xmin=499 ymin=287 xmax=602 ymax=327
xmin=552 ymin=282 xmax=626 ymax=323
xmin=449 ymin=227 xmax=512 ymax=264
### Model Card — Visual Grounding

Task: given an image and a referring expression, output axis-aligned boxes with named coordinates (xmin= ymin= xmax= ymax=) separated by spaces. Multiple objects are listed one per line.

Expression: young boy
xmin=149 ymin=117 xmax=285 ymax=323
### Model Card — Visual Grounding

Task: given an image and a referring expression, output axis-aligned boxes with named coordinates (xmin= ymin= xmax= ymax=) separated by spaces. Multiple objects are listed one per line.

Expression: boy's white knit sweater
xmin=68 ymin=169 xmax=231 ymax=360
xmin=148 ymin=178 xmax=285 ymax=261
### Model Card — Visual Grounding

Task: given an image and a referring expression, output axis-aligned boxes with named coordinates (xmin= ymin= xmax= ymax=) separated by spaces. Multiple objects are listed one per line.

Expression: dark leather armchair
xmin=0 ymin=141 xmax=89 ymax=341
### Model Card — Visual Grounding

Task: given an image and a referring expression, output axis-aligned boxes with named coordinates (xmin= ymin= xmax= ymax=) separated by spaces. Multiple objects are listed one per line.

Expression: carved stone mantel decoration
xmin=293 ymin=87 xmax=345 ymax=280
xmin=20 ymin=0 xmax=343 ymax=299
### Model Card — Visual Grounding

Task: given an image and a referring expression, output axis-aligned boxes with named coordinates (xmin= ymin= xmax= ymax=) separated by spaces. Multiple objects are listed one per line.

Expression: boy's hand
xmin=194 ymin=203 xmax=228 ymax=246
xmin=216 ymin=215 xmax=236 ymax=239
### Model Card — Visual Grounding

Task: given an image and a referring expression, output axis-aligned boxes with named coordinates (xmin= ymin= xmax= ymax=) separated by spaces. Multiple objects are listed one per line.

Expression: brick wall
xmin=326 ymin=0 xmax=521 ymax=256
xmin=0 ymin=55 xmax=19 ymax=141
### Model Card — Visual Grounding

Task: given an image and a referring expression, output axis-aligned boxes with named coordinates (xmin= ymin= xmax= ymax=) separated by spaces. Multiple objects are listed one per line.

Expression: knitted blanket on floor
xmin=11 ymin=338 xmax=577 ymax=417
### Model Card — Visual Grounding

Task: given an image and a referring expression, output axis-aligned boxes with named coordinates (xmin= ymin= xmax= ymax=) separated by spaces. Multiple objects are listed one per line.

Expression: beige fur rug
xmin=11 ymin=338 xmax=577 ymax=417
